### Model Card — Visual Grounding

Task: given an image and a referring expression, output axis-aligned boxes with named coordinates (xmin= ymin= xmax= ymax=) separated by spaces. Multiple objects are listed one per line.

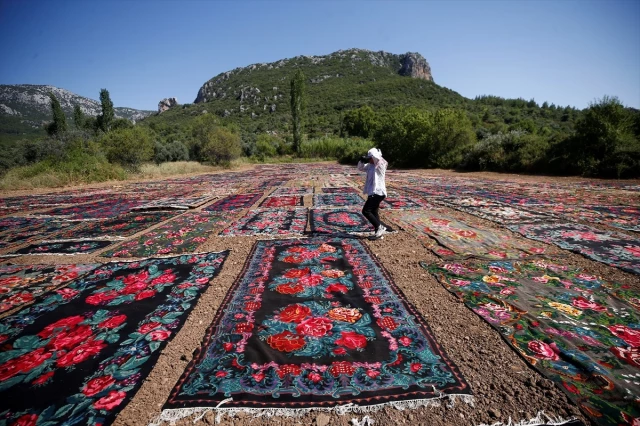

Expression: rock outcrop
xmin=398 ymin=53 xmax=432 ymax=81
xmin=158 ymin=97 xmax=178 ymax=113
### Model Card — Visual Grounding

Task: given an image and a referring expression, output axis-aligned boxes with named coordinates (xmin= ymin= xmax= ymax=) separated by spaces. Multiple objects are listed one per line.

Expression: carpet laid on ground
xmin=0 ymin=263 xmax=98 ymax=317
xmin=202 ymin=193 xmax=263 ymax=212
xmin=435 ymin=197 xmax=551 ymax=223
xmin=38 ymin=197 xmax=145 ymax=220
xmin=310 ymin=208 xmax=372 ymax=235
xmin=0 ymin=219 xmax=75 ymax=248
xmin=380 ymin=195 xmax=431 ymax=210
xmin=220 ymin=208 xmax=308 ymax=237
xmin=159 ymin=238 xmax=471 ymax=422
xmin=321 ymin=187 xmax=359 ymax=194
xmin=536 ymin=205 xmax=640 ymax=233
xmin=0 ymin=251 xmax=228 ymax=426
xmin=394 ymin=210 xmax=546 ymax=260
xmin=131 ymin=193 xmax=215 ymax=211
xmin=2 ymin=240 xmax=114 ymax=257
xmin=313 ymin=193 xmax=364 ymax=208
xmin=259 ymin=196 xmax=304 ymax=208
xmin=424 ymin=259 xmax=640 ymax=426
xmin=270 ymin=187 xmax=313 ymax=196
xmin=53 ymin=212 xmax=178 ymax=240
xmin=507 ymin=222 xmax=640 ymax=275
xmin=103 ymin=212 xmax=230 ymax=258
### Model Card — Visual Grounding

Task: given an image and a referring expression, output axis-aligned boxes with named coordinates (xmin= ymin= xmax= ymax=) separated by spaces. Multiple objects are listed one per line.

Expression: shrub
xmin=299 ymin=137 xmax=372 ymax=164
xmin=341 ymin=106 xmax=379 ymax=139
xmin=202 ymin=127 xmax=242 ymax=165
xmin=571 ymin=96 xmax=640 ymax=177
xmin=462 ymin=130 xmax=548 ymax=172
xmin=374 ymin=107 xmax=475 ymax=168
xmin=100 ymin=126 xmax=154 ymax=170
xmin=254 ymin=133 xmax=279 ymax=160
xmin=155 ymin=140 xmax=189 ymax=163
xmin=429 ymin=109 xmax=476 ymax=168
xmin=111 ymin=118 xmax=134 ymax=130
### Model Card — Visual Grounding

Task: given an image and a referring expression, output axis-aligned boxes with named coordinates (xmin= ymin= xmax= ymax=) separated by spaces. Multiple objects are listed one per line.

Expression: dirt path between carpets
xmin=2 ymin=166 xmax=639 ymax=426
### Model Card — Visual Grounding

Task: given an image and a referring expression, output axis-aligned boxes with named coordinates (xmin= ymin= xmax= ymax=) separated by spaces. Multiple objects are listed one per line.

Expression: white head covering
xmin=367 ymin=148 xmax=383 ymax=160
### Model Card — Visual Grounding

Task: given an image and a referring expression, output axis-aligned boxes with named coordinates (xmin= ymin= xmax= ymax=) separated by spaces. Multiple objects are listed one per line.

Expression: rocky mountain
xmin=194 ymin=49 xmax=433 ymax=104
xmin=0 ymin=85 xmax=154 ymax=141
xmin=143 ymin=48 xmax=462 ymax=139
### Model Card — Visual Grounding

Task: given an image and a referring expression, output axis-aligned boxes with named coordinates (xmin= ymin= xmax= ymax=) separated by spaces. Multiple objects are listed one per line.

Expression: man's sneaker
xmin=375 ymin=225 xmax=387 ymax=238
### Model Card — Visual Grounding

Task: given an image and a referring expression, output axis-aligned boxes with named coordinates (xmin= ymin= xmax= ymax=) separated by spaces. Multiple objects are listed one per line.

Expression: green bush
xmin=374 ymin=107 xmax=475 ymax=168
xmin=341 ymin=106 xmax=380 ymax=139
xmin=254 ymin=133 xmax=279 ymax=160
xmin=202 ymin=127 xmax=242 ymax=165
xmin=154 ymin=140 xmax=189 ymax=164
xmin=299 ymin=137 xmax=372 ymax=163
xmin=571 ymin=96 xmax=640 ymax=177
xmin=429 ymin=109 xmax=476 ymax=168
xmin=100 ymin=126 xmax=154 ymax=170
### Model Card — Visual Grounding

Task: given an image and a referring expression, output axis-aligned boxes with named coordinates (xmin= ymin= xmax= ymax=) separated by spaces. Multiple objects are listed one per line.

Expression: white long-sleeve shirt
xmin=357 ymin=157 xmax=387 ymax=196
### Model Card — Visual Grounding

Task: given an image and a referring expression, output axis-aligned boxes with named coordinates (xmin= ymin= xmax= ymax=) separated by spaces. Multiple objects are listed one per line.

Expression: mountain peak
xmin=0 ymin=84 xmax=154 ymax=140
xmin=194 ymin=48 xmax=433 ymax=104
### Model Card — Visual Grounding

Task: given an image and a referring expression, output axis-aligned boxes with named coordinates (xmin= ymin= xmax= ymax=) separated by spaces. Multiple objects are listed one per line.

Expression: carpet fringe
xmin=475 ymin=410 xmax=579 ymax=426
xmin=149 ymin=394 xmax=475 ymax=425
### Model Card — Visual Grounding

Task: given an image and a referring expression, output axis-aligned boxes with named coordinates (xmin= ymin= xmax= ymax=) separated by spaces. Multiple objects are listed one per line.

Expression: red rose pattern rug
xmin=2 ymin=240 xmax=114 ymax=257
xmin=313 ymin=193 xmax=364 ymax=208
xmin=0 ymin=263 xmax=98 ymax=317
xmin=159 ymin=238 xmax=471 ymax=422
xmin=424 ymin=259 xmax=640 ymax=426
xmin=259 ymin=196 xmax=304 ymax=208
xmin=220 ymin=208 xmax=308 ymax=237
xmin=103 ymin=212 xmax=231 ymax=258
xmin=202 ymin=193 xmax=263 ymax=212
xmin=393 ymin=210 xmax=547 ymax=260
xmin=0 ymin=251 xmax=228 ymax=426
xmin=310 ymin=208 xmax=372 ymax=235
xmin=507 ymin=222 xmax=640 ymax=275
xmin=53 ymin=212 xmax=178 ymax=240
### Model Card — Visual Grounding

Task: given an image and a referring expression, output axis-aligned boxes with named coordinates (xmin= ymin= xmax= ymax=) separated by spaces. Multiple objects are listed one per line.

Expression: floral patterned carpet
xmin=0 ymin=252 xmax=227 ymax=426
xmin=424 ymin=259 xmax=639 ymax=426
xmin=162 ymin=238 xmax=470 ymax=415
xmin=0 ymin=164 xmax=637 ymax=426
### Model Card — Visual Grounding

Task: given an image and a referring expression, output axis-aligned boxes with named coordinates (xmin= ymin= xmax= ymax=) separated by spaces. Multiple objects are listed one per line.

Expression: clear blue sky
xmin=1 ymin=0 xmax=638 ymax=111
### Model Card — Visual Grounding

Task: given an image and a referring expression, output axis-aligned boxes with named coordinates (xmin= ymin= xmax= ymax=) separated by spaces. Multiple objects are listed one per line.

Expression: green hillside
xmin=141 ymin=49 xmax=469 ymax=138
xmin=1 ymin=48 xmax=637 ymax=182
xmin=141 ymin=48 xmax=581 ymax=149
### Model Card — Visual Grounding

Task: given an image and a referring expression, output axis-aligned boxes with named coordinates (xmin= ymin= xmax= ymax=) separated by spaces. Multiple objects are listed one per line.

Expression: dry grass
xmin=137 ymin=159 xmax=250 ymax=178
xmin=137 ymin=162 xmax=218 ymax=178
xmin=0 ymin=160 xmax=253 ymax=192
xmin=0 ymin=160 xmax=127 ymax=191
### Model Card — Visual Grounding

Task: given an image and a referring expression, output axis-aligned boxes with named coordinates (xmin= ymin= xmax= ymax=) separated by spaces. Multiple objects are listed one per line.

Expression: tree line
xmin=2 ymin=72 xmax=638 ymax=181
xmin=340 ymin=97 xmax=640 ymax=178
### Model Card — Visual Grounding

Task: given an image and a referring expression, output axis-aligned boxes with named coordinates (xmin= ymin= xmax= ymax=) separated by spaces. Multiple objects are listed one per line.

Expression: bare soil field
xmin=1 ymin=164 xmax=638 ymax=426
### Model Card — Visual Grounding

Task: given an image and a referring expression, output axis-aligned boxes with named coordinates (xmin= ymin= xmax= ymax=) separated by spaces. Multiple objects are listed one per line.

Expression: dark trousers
xmin=362 ymin=194 xmax=386 ymax=231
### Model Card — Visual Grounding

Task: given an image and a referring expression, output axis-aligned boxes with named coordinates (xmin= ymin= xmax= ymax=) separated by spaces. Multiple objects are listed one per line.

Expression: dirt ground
xmin=2 ymin=167 xmax=639 ymax=426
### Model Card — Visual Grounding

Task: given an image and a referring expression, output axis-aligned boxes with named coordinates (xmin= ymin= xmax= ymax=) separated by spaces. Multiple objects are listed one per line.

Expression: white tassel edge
xmin=475 ymin=410 xmax=580 ymax=426
xmin=148 ymin=393 xmax=475 ymax=426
